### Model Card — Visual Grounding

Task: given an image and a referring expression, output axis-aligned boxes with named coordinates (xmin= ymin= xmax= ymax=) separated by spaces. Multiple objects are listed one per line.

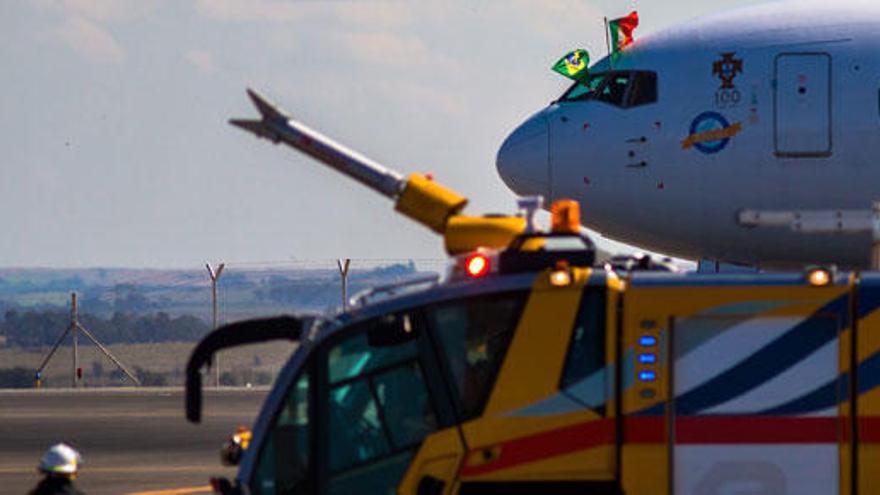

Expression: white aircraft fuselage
xmin=496 ymin=0 xmax=880 ymax=269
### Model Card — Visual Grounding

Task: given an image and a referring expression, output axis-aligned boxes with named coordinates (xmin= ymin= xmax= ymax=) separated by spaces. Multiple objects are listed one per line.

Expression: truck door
xmin=248 ymin=310 xmax=462 ymax=495
xmin=440 ymin=283 xmax=619 ymax=493
xmin=319 ymin=311 xmax=461 ymax=495
xmin=774 ymin=53 xmax=832 ymax=157
xmin=400 ymin=290 xmax=532 ymax=495
xmin=856 ymin=274 xmax=880 ymax=494
xmin=671 ymin=313 xmax=842 ymax=495
xmin=250 ymin=359 xmax=316 ymax=495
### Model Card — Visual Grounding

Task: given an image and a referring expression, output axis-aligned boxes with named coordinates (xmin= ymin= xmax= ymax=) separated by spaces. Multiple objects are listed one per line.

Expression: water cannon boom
xmin=231 ymin=89 xmax=527 ymax=253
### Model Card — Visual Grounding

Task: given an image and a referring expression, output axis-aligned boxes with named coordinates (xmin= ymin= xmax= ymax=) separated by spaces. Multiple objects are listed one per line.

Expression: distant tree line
xmin=254 ymin=262 xmax=418 ymax=306
xmin=1 ymin=309 xmax=210 ymax=348
xmin=0 ymin=262 xmax=425 ymax=349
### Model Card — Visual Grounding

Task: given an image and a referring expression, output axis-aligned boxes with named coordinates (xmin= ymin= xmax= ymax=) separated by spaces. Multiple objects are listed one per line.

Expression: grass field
xmin=0 ymin=340 xmax=298 ymax=388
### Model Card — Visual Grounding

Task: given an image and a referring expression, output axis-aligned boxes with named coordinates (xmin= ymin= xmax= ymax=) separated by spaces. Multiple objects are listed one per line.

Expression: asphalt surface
xmin=0 ymin=387 xmax=269 ymax=494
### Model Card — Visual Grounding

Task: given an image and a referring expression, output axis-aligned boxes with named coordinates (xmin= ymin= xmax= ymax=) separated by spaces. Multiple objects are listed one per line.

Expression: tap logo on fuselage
xmin=682 ymin=111 xmax=742 ymax=154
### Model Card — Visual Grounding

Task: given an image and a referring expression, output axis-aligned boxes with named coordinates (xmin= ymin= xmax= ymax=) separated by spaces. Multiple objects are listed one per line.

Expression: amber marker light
xmin=806 ymin=267 xmax=833 ymax=287
xmin=551 ymin=199 xmax=581 ymax=234
xmin=465 ymin=253 xmax=490 ymax=278
xmin=549 ymin=269 xmax=572 ymax=287
xmin=549 ymin=260 xmax=572 ymax=287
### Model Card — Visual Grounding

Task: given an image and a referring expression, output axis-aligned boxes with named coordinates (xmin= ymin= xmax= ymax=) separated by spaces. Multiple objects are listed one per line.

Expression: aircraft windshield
xmin=558 ymin=70 xmax=657 ymax=108
xmin=560 ymin=73 xmax=608 ymax=101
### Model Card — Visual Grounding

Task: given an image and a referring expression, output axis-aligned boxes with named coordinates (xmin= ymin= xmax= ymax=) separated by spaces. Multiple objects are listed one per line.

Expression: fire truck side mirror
xmin=186 ymin=316 xmax=305 ymax=423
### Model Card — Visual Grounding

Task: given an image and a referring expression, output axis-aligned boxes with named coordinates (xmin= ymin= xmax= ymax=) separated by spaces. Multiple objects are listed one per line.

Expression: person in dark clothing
xmin=28 ymin=476 xmax=84 ymax=495
xmin=28 ymin=443 xmax=85 ymax=495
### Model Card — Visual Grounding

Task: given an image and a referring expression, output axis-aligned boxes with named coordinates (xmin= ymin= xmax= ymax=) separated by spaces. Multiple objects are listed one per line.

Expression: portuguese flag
xmin=552 ymin=49 xmax=590 ymax=83
xmin=609 ymin=11 xmax=639 ymax=55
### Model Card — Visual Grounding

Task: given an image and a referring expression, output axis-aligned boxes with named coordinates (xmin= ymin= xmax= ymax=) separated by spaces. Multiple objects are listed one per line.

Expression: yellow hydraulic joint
xmin=394 ymin=173 xmax=467 ymax=233
xmin=230 ymin=88 xmax=526 ymax=254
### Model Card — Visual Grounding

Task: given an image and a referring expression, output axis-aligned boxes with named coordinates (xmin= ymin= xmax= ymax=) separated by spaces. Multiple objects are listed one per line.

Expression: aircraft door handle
xmin=417 ymin=475 xmax=446 ymax=495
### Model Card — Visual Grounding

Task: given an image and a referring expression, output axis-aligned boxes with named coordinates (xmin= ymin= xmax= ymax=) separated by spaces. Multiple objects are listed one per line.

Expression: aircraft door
xmin=774 ymin=53 xmax=832 ymax=157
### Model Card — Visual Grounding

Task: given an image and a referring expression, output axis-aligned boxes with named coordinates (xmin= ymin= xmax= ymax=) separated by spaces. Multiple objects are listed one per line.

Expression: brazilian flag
xmin=552 ymin=49 xmax=590 ymax=83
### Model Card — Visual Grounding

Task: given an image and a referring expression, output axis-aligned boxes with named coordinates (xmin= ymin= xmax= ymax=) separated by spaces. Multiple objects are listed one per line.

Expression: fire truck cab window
xmin=560 ymin=290 xmax=607 ymax=413
xmin=427 ymin=292 xmax=527 ymax=420
xmin=253 ymin=365 xmax=313 ymax=495
xmin=327 ymin=315 xmax=418 ymax=383
xmin=324 ymin=314 xmax=440 ymax=495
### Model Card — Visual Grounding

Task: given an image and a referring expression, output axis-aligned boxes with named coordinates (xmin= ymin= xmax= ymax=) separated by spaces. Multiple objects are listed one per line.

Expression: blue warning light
xmin=639 ymin=335 xmax=657 ymax=347
xmin=639 ymin=371 xmax=657 ymax=382
xmin=639 ymin=353 xmax=657 ymax=364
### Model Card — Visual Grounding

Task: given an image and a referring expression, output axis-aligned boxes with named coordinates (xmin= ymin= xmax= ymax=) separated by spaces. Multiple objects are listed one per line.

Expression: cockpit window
xmin=560 ymin=73 xmax=607 ymax=101
xmin=594 ymin=73 xmax=631 ymax=106
xmin=628 ymin=71 xmax=658 ymax=107
xmin=558 ymin=70 xmax=657 ymax=109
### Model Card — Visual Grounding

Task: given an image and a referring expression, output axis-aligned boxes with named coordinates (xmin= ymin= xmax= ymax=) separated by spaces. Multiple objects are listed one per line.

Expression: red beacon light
xmin=464 ymin=253 xmax=491 ymax=278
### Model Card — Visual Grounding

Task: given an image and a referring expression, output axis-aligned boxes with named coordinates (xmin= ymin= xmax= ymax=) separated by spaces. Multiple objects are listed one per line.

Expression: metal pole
xmin=604 ymin=16 xmax=613 ymax=70
xmin=206 ymin=263 xmax=225 ymax=387
xmin=76 ymin=324 xmax=141 ymax=386
xmin=36 ymin=322 xmax=72 ymax=385
xmin=71 ymin=293 xmax=78 ymax=388
xmin=36 ymin=291 xmax=141 ymax=388
xmin=337 ymin=259 xmax=351 ymax=311
xmin=212 ymin=277 xmax=218 ymax=387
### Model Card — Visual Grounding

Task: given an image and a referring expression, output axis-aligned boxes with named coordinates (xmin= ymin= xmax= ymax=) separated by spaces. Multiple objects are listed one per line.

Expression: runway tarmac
xmin=0 ymin=387 xmax=268 ymax=494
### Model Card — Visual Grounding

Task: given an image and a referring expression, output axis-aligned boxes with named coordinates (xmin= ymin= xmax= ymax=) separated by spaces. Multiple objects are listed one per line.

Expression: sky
xmin=0 ymin=0 xmax=762 ymax=269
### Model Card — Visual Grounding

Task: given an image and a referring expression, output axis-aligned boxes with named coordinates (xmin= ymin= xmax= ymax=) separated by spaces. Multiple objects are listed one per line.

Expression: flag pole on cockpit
xmin=603 ymin=16 xmax=613 ymax=70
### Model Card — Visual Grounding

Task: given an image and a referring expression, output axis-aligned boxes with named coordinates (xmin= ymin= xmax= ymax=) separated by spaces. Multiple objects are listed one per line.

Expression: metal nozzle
xmin=231 ymin=88 xmax=405 ymax=199
xmin=517 ymin=196 xmax=544 ymax=234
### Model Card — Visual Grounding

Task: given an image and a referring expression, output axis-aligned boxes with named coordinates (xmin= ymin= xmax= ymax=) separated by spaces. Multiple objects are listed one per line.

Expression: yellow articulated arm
xmin=395 ymin=173 xmax=527 ymax=254
xmin=231 ymin=88 xmax=526 ymax=254
xmin=394 ymin=173 xmax=468 ymax=233
xmin=444 ymin=215 xmax=527 ymax=255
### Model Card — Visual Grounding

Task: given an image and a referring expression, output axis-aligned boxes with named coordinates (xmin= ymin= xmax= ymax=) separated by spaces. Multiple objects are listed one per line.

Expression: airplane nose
xmin=496 ymin=112 xmax=549 ymax=198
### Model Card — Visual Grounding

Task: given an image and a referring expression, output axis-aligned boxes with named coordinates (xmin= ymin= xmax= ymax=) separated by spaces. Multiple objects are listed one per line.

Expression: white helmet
xmin=38 ymin=443 xmax=82 ymax=475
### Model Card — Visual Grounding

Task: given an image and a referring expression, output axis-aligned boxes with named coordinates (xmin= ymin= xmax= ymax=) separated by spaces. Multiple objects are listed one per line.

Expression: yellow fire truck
xmin=186 ymin=90 xmax=880 ymax=495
